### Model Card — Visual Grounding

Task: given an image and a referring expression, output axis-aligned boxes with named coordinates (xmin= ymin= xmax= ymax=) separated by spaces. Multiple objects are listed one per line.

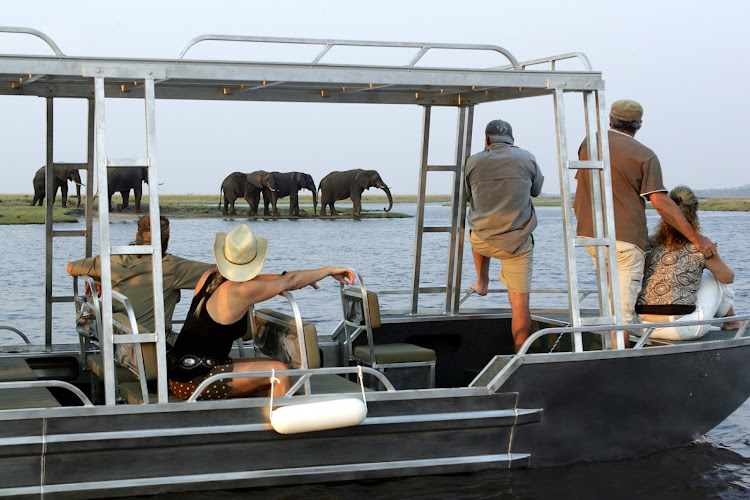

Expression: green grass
xmin=3 ymin=194 xmax=747 ymax=225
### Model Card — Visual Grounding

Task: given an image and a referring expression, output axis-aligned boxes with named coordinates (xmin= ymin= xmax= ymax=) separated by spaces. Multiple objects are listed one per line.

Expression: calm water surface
xmin=1 ymin=203 xmax=749 ymax=498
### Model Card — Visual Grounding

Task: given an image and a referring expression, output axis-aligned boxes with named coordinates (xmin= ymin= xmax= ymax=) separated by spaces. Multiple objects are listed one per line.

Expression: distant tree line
xmin=694 ymin=184 xmax=750 ymax=197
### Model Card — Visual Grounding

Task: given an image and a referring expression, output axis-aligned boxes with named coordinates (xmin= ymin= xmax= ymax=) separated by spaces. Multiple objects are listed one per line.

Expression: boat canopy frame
xmin=0 ymin=27 xmax=623 ymax=404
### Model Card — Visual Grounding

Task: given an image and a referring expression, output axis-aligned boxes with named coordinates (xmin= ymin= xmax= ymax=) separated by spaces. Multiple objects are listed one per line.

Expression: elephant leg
xmin=60 ymin=184 xmax=68 ymax=208
xmin=290 ymin=192 xmax=299 ymax=216
xmin=134 ymin=186 xmax=142 ymax=213
xmin=119 ymin=190 xmax=129 ymax=211
xmin=329 ymin=202 xmax=338 ymax=216
xmin=351 ymin=191 xmax=362 ymax=218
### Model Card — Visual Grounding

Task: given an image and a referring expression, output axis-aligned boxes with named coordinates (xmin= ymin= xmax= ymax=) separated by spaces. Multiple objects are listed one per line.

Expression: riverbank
xmin=2 ymin=194 xmax=748 ymax=224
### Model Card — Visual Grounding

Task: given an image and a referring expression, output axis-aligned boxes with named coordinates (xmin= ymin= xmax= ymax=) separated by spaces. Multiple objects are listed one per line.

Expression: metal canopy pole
xmin=447 ymin=106 xmax=473 ymax=314
xmin=44 ymin=97 xmax=54 ymax=348
xmin=410 ymin=106 xmax=431 ymax=314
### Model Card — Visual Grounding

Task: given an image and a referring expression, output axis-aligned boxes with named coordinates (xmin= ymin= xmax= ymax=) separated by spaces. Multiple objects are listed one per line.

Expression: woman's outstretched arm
xmin=208 ymin=267 xmax=355 ymax=324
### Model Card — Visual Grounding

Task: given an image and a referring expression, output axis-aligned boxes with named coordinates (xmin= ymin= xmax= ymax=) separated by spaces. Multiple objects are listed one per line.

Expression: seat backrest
xmin=252 ymin=308 xmax=321 ymax=369
xmin=342 ymin=288 xmax=381 ymax=329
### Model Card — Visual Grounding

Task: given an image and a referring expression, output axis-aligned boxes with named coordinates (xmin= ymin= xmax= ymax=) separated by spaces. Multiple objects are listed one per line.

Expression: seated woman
xmin=168 ymin=223 xmax=354 ymax=400
xmin=635 ymin=185 xmax=741 ymax=340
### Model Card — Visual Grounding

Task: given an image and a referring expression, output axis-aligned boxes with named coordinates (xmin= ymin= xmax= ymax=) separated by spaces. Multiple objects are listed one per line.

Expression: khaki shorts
xmin=469 ymin=232 xmax=534 ymax=293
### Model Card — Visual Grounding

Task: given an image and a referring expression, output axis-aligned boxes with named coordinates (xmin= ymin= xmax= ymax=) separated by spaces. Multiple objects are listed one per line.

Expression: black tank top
xmin=168 ymin=272 xmax=249 ymax=381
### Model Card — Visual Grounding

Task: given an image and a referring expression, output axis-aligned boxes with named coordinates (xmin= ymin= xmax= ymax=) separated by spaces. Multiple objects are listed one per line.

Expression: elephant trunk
xmin=312 ymin=189 xmax=318 ymax=216
xmin=76 ymin=182 xmax=82 ymax=207
xmin=380 ymin=185 xmax=393 ymax=212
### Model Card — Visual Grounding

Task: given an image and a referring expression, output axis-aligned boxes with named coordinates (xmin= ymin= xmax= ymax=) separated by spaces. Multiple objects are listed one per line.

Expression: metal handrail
xmin=0 ymin=26 xmax=65 ymax=56
xmin=493 ymin=52 xmax=593 ymax=71
xmin=0 ymin=326 xmax=31 ymax=344
xmin=0 ymin=380 xmax=93 ymax=407
xmin=177 ymin=34 xmax=521 ymax=70
xmin=187 ymin=366 xmax=396 ymax=402
xmin=516 ymin=313 xmax=750 ymax=355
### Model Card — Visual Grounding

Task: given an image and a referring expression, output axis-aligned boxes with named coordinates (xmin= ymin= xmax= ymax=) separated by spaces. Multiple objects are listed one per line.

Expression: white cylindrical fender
xmin=271 ymin=398 xmax=367 ymax=435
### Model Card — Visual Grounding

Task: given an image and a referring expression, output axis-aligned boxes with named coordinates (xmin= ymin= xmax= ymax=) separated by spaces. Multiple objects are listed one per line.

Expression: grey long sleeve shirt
xmin=464 ymin=140 xmax=544 ymax=253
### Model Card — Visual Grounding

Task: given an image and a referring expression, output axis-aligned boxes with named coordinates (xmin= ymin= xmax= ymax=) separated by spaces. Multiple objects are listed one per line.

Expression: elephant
xmin=261 ymin=172 xmax=318 ymax=217
xmin=108 ymin=167 xmax=148 ymax=212
xmin=31 ymin=166 xmax=82 ymax=208
xmin=319 ymin=169 xmax=393 ymax=218
xmin=219 ymin=170 xmax=278 ymax=216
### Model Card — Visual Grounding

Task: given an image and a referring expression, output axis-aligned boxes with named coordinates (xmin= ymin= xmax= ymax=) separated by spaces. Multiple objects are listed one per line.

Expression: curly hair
xmin=649 ymin=185 xmax=701 ymax=251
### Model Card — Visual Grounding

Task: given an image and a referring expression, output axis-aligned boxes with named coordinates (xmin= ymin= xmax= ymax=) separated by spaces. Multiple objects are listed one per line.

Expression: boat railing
xmin=0 ymin=326 xmax=31 ymax=345
xmin=492 ymin=52 xmax=593 ymax=71
xmin=187 ymin=366 xmax=396 ymax=402
xmin=517 ymin=313 xmax=750 ymax=355
xmin=176 ymin=34 xmax=522 ymax=69
xmin=372 ymin=287 xmax=600 ymax=316
xmin=0 ymin=380 xmax=93 ymax=407
xmin=0 ymin=26 xmax=65 ymax=55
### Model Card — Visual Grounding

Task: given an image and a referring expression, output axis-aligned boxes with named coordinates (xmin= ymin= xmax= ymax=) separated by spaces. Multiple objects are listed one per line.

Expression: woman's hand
xmin=329 ymin=267 xmax=355 ymax=286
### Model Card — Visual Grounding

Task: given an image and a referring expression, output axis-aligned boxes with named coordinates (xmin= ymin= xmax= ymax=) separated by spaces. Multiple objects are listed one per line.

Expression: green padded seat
xmin=0 ymin=388 xmax=62 ymax=410
xmin=86 ymin=353 xmax=139 ymax=383
xmin=354 ymin=343 xmax=437 ymax=364
xmin=118 ymin=381 xmax=184 ymax=404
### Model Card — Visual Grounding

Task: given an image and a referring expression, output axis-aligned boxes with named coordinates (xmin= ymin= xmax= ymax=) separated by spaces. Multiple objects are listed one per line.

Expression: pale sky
xmin=1 ymin=0 xmax=748 ymax=196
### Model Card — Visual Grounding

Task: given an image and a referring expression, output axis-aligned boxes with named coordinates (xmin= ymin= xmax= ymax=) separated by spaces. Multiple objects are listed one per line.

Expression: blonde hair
xmin=193 ymin=272 xmax=227 ymax=318
xmin=649 ymin=185 xmax=701 ymax=251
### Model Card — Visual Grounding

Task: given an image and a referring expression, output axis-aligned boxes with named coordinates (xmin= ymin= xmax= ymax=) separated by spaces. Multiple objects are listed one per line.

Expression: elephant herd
xmin=30 ymin=165 xmax=149 ymax=212
xmin=30 ymin=164 xmax=394 ymax=218
xmin=220 ymin=169 xmax=393 ymax=218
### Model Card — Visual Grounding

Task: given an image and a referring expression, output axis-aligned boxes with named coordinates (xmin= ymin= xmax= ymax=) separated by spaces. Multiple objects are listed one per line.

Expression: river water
xmin=1 ymin=203 xmax=749 ymax=498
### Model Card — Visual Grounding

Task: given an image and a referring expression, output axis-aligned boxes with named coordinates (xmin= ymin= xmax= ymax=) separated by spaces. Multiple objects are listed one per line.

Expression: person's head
xmin=485 ymin=119 xmax=514 ymax=146
xmin=213 ymin=224 xmax=268 ymax=282
xmin=609 ymin=99 xmax=643 ymax=135
xmin=135 ymin=215 xmax=170 ymax=256
xmin=650 ymin=185 xmax=701 ymax=251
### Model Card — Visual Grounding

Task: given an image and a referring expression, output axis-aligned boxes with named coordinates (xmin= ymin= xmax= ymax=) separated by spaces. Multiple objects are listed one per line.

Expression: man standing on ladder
xmin=575 ymin=99 xmax=717 ymax=330
xmin=465 ymin=119 xmax=545 ymax=353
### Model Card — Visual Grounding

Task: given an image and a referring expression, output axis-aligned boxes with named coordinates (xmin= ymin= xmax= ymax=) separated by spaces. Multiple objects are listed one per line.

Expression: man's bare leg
xmin=471 ymin=248 xmax=490 ymax=296
xmin=508 ymin=291 xmax=531 ymax=353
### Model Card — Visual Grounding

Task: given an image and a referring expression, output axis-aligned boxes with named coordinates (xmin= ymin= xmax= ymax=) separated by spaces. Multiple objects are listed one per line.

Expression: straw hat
xmin=213 ymin=224 xmax=268 ymax=282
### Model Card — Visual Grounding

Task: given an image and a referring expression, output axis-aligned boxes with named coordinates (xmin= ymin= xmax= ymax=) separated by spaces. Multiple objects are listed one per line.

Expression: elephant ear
xmin=355 ymin=172 xmax=370 ymax=189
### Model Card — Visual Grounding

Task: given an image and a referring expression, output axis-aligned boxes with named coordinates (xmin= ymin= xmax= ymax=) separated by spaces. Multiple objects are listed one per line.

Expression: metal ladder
xmin=552 ymin=88 xmax=623 ymax=350
xmin=410 ymin=105 xmax=474 ymax=316
xmin=92 ymin=76 xmax=169 ymax=404
xmin=43 ymin=98 xmax=95 ymax=349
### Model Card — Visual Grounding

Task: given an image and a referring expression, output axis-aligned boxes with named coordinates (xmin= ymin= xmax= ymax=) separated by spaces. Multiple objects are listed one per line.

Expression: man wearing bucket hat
xmin=575 ymin=99 xmax=717 ymax=335
xmin=464 ymin=119 xmax=545 ymax=353
xmin=167 ymin=224 xmax=355 ymax=400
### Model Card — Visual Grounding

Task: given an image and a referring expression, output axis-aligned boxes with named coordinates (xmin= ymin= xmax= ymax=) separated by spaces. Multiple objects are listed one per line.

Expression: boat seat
xmin=0 ymin=357 xmax=62 ymax=409
xmin=340 ymin=270 xmax=436 ymax=389
xmin=252 ymin=305 xmax=368 ymax=394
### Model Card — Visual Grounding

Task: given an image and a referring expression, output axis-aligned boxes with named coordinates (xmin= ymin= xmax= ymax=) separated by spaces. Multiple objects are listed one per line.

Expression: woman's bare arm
xmin=704 ymin=253 xmax=735 ymax=284
xmin=208 ymin=267 xmax=355 ymax=324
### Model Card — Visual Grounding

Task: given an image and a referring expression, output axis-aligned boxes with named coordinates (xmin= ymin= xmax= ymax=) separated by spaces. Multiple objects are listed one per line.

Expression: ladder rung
xmin=52 ymin=229 xmax=86 ymax=237
xmin=107 ymin=158 xmax=148 ymax=168
xmin=423 ymin=226 xmax=452 ymax=233
xmin=52 ymin=162 xmax=87 ymax=170
xmin=581 ymin=316 xmax=616 ymax=326
xmin=427 ymin=165 xmax=458 ymax=172
xmin=567 ymin=160 xmax=603 ymax=170
xmin=110 ymin=245 xmax=154 ymax=256
xmin=574 ymin=237 xmax=611 ymax=248
xmin=112 ymin=334 xmax=157 ymax=344
xmin=51 ymin=296 xmax=75 ymax=304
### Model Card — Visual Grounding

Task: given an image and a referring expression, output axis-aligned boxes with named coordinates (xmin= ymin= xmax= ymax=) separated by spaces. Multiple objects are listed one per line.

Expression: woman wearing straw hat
xmin=167 ymin=224 xmax=355 ymax=400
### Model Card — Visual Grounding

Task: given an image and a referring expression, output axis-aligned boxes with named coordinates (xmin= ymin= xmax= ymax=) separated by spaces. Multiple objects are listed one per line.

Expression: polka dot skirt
xmin=169 ymin=363 xmax=233 ymax=400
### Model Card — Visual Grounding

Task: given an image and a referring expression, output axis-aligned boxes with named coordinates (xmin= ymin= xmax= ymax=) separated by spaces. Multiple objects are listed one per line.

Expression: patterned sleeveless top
xmin=636 ymin=243 xmax=705 ymax=315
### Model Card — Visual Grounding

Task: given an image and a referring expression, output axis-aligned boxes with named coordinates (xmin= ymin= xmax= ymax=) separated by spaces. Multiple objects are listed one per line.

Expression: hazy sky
xmin=1 ymin=0 xmax=748 ymax=196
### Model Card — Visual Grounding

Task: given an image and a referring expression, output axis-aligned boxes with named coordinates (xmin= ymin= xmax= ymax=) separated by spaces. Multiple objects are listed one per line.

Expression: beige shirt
xmin=575 ymin=129 xmax=666 ymax=251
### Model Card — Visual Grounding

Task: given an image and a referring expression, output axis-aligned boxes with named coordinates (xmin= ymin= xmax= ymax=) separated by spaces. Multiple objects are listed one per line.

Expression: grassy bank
xmin=3 ymin=194 xmax=748 ymax=225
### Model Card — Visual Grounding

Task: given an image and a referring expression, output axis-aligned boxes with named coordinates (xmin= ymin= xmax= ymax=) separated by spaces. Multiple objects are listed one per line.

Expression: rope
xmin=357 ymin=365 xmax=367 ymax=404
xmin=268 ymin=369 xmax=281 ymax=413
